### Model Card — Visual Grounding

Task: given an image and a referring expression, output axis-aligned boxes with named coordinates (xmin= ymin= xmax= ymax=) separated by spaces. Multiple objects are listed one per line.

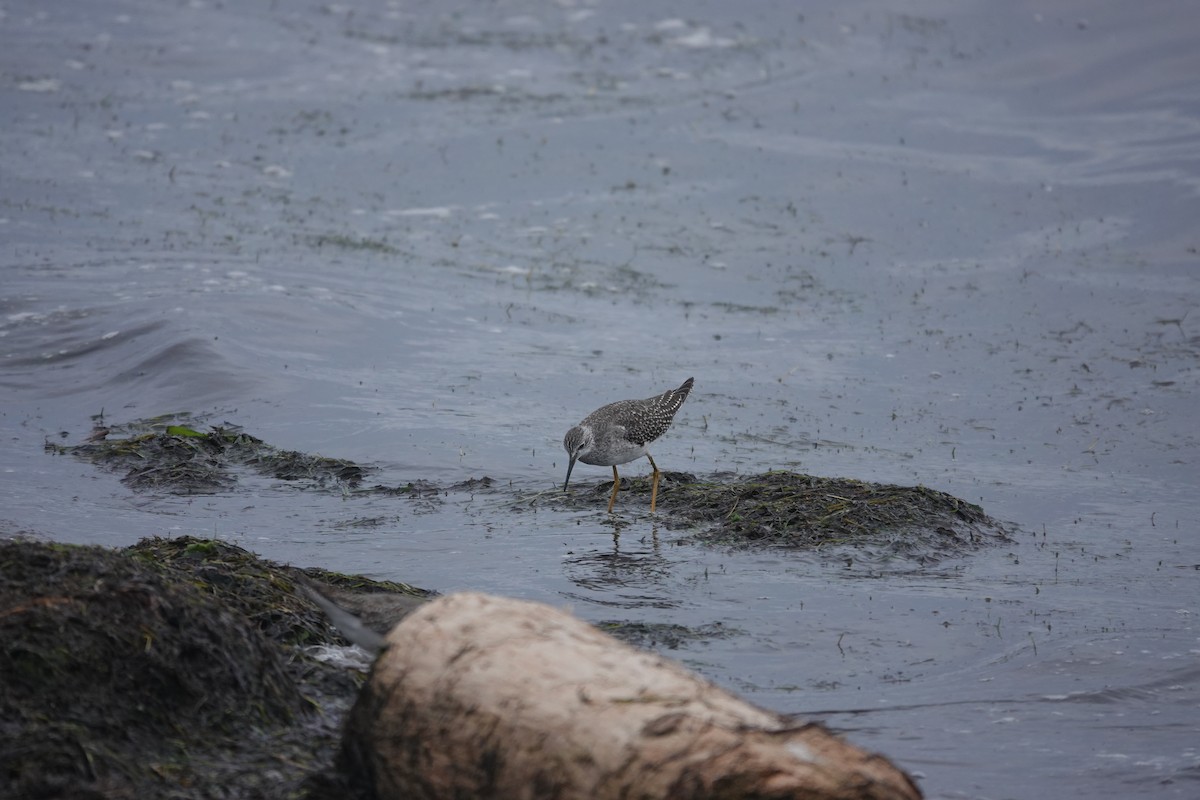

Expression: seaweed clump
xmin=126 ymin=536 xmax=428 ymax=649
xmin=46 ymin=416 xmax=368 ymax=494
xmin=556 ymin=470 xmax=1011 ymax=560
xmin=0 ymin=535 xmax=430 ymax=800
xmin=47 ymin=417 xmax=498 ymax=506
xmin=0 ymin=538 xmax=306 ymax=797
xmin=666 ymin=471 xmax=1010 ymax=556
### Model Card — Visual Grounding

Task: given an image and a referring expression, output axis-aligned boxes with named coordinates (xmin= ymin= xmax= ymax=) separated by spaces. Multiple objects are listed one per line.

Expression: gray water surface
xmin=3 ymin=1 xmax=1199 ymax=798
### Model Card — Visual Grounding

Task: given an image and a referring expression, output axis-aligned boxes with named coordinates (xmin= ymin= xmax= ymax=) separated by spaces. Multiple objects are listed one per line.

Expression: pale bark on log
xmin=343 ymin=591 xmax=922 ymax=800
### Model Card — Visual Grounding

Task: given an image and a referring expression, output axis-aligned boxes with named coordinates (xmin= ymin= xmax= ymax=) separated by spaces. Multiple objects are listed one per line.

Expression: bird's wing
xmin=607 ymin=420 xmax=631 ymax=443
xmin=615 ymin=403 xmax=666 ymax=446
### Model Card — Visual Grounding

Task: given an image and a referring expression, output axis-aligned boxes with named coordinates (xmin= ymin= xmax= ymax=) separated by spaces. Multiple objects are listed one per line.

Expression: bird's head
xmin=562 ymin=425 xmax=593 ymax=491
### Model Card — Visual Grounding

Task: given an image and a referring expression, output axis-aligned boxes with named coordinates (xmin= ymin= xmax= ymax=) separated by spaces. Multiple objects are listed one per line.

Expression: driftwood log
xmin=342 ymin=592 xmax=921 ymax=800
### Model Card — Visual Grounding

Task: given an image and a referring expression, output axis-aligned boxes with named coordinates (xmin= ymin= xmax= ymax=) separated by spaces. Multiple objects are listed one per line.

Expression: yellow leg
xmin=647 ymin=454 xmax=660 ymax=513
xmin=606 ymin=465 xmax=620 ymax=513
